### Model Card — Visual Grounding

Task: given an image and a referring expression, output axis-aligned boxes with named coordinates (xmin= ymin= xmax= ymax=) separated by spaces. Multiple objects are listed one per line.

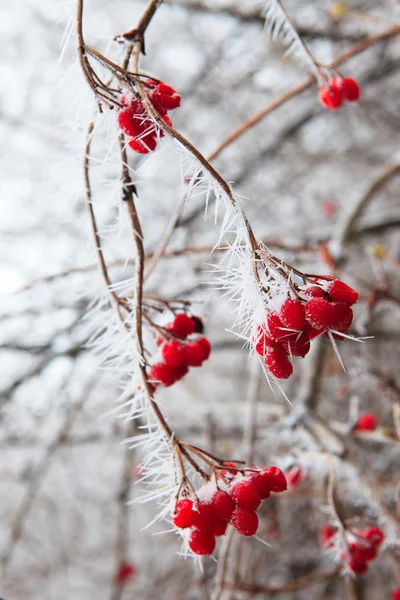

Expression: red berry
xmin=148 ymin=363 xmax=178 ymax=387
xmin=212 ymin=490 xmax=235 ymax=521
xmin=197 ymin=337 xmax=212 ymax=360
xmin=283 ymin=332 xmax=311 ymax=358
xmin=184 ymin=341 xmax=206 ymax=367
xmin=161 ymin=340 xmax=186 ymax=368
xmin=213 ymin=518 xmax=228 ymax=536
xmin=305 ymin=298 xmax=334 ymax=330
xmin=267 ymin=313 xmax=293 ymax=341
xmin=220 ymin=462 xmax=239 ymax=478
xmin=116 ymin=561 xmax=136 ymax=584
xmin=249 ymin=470 xmax=271 ymax=500
xmin=188 ymin=530 xmax=216 ymax=555
xmin=265 ymin=347 xmax=293 ymax=379
xmin=231 ymin=480 xmax=261 ymax=510
xmin=305 ymin=286 xmax=325 ymax=298
xmin=117 ymin=101 xmax=146 ymax=136
xmin=261 ymin=466 xmax=287 ymax=493
xmin=128 ymin=133 xmax=157 ymax=154
xmin=286 ymin=466 xmax=303 ymax=487
xmin=319 ymin=81 xmax=343 ymax=110
xmin=304 ymin=324 xmax=324 ymax=340
xmin=173 ymin=499 xmax=195 ymax=529
xmin=162 ymin=114 xmax=172 ymax=127
xmin=279 ymin=299 xmax=306 ymax=331
xmin=320 ymin=524 xmax=336 ymax=547
xmin=354 ymin=413 xmax=378 ymax=432
xmin=192 ymin=502 xmax=216 ymax=533
xmin=151 ymin=82 xmax=181 ymax=112
xmin=349 ymin=541 xmax=377 ymax=563
xmin=230 ymin=508 xmax=259 ymax=537
xmin=348 ymin=557 xmax=368 ymax=575
xmin=255 ymin=326 xmax=279 ymax=356
xmin=167 ymin=313 xmax=196 ymax=337
xmin=173 ymin=363 xmax=189 ymax=381
xmin=360 ymin=526 xmax=384 ymax=546
xmin=392 ymin=589 xmax=400 ymax=600
xmin=339 ymin=77 xmax=361 ymax=102
xmin=332 ymin=302 xmax=353 ymax=333
xmin=327 ymin=280 xmax=358 ymax=305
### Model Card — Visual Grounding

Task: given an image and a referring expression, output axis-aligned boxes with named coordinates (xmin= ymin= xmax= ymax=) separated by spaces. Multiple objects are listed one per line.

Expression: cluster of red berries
xmin=320 ymin=523 xmax=385 ymax=575
xmin=319 ymin=77 xmax=360 ymax=110
xmin=172 ymin=465 xmax=287 ymax=556
xmin=255 ymin=278 xmax=359 ymax=380
xmin=354 ymin=412 xmax=378 ymax=432
xmin=117 ymin=79 xmax=180 ymax=154
xmin=148 ymin=313 xmax=211 ymax=389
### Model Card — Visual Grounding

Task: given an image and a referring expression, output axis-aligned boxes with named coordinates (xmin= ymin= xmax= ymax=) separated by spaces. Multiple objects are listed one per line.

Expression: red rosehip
xmin=161 ymin=340 xmax=186 ymax=367
xmin=320 ymin=524 xmax=337 ymax=547
xmin=265 ymin=347 xmax=293 ymax=379
xmin=267 ymin=313 xmax=293 ymax=341
xmin=148 ymin=363 xmax=178 ymax=387
xmin=167 ymin=313 xmax=196 ymax=337
xmin=339 ymin=77 xmax=361 ymax=102
xmin=213 ymin=518 xmax=228 ymax=536
xmin=354 ymin=413 xmax=378 ymax=432
xmin=261 ymin=466 xmax=287 ymax=493
xmin=172 ymin=499 xmax=195 ymax=529
xmin=212 ymin=490 xmax=235 ymax=521
xmin=279 ymin=299 xmax=306 ymax=331
xmin=327 ymin=280 xmax=358 ymax=305
xmin=231 ymin=508 xmax=259 ymax=537
xmin=116 ymin=561 xmax=136 ymax=584
xmin=231 ymin=480 xmax=261 ymax=510
xmin=286 ymin=466 xmax=303 ymax=487
xmin=319 ymin=80 xmax=343 ymax=110
xmin=192 ymin=502 xmax=216 ymax=533
xmin=188 ymin=530 xmax=216 ymax=555
xmin=305 ymin=297 xmax=334 ymax=330
xmin=332 ymin=302 xmax=353 ymax=333
xmin=283 ymin=332 xmax=311 ymax=358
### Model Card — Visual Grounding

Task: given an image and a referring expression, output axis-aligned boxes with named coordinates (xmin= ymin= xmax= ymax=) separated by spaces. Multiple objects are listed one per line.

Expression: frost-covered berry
xmin=231 ymin=508 xmax=259 ymax=537
xmin=231 ymin=480 xmax=261 ymax=510
xmin=304 ymin=325 xmax=324 ymax=340
xmin=161 ymin=340 xmax=186 ymax=368
xmin=128 ymin=134 xmax=157 ymax=154
xmin=305 ymin=298 xmax=334 ymax=330
xmin=320 ymin=524 xmax=336 ymax=547
xmin=148 ymin=363 xmax=178 ymax=387
xmin=339 ymin=77 xmax=361 ymax=102
xmin=117 ymin=100 xmax=146 ymax=136
xmin=249 ymin=470 xmax=271 ymax=499
xmin=283 ymin=332 xmax=310 ymax=358
xmin=319 ymin=81 xmax=342 ymax=110
xmin=172 ymin=499 xmax=195 ymax=529
xmin=332 ymin=302 xmax=353 ymax=333
xmin=188 ymin=530 xmax=216 ymax=555
xmin=354 ymin=413 xmax=378 ymax=432
xmin=267 ymin=313 xmax=293 ymax=341
xmin=167 ymin=313 xmax=196 ymax=337
xmin=261 ymin=466 xmax=287 ymax=493
xmin=265 ymin=347 xmax=293 ymax=379
xmin=150 ymin=82 xmax=181 ymax=112
xmin=212 ymin=490 xmax=235 ymax=521
xmin=305 ymin=285 xmax=325 ymax=298
xmin=279 ymin=299 xmax=306 ymax=331
xmin=213 ymin=518 xmax=228 ymax=537
xmin=327 ymin=280 xmax=358 ymax=305
xmin=116 ymin=561 xmax=136 ymax=584
xmin=192 ymin=502 xmax=216 ymax=533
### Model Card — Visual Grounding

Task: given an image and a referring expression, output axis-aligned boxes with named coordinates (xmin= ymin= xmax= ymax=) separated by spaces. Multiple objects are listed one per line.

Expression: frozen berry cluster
xmin=172 ymin=465 xmax=287 ymax=556
xmin=320 ymin=523 xmax=385 ymax=575
xmin=117 ymin=79 xmax=180 ymax=154
xmin=319 ymin=77 xmax=360 ymax=111
xmin=255 ymin=278 xmax=359 ymax=380
xmin=149 ymin=313 xmax=211 ymax=389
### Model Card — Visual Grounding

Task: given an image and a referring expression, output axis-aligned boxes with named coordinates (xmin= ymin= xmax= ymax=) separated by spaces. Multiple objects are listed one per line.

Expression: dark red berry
xmin=148 ymin=363 xmax=178 ymax=387
xmin=279 ymin=299 xmax=306 ymax=331
xmin=230 ymin=508 xmax=258 ymax=537
xmin=116 ymin=561 xmax=136 ymax=584
xmin=212 ymin=490 xmax=235 ymax=521
xmin=261 ymin=466 xmax=287 ymax=493
xmin=173 ymin=363 xmax=189 ymax=381
xmin=327 ymin=280 xmax=358 ymax=305
xmin=305 ymin=297 xmax=334 ymax=330
xmin=197 ymin=337 xmax=211 ymax=360
xmin=161 ymin=340 xmax=186 ymax=367
xmin=117 ymin=100 xmax=146 ymax=136
xmin=213 ymin=518 xmax=228 ymax=537
xmin=231 ymin=480 xmax=261 ymax=510
xmin=267 ymin=313 xmax=293 ymax=341
xmin=188 ymin=530 xmax=216 ymax=555
xmin=349 ymin=541 xmax=377 ymax=563
xmin=283 ymin=332 xmax=310 ymax=358
xmin=319 ymin=81 xmax=342 ymax=110
xmin=339 ymin=77 xmax=361 ymax=102
xmin=305 ymin=286 xmax=325 ymax=298
xmin=265 ymin=347 xmax=293 ymax=379
xmin=173 ymin=499 xmax=195 ymax=529
xmin=354 ymin=413 xmax=378 ymax=432
xmin=332 ymin=303 xmax=353 ymax=333
xmin=348 ymin=557 xmax=368 ymax=575
xmin=191 ymin=316 xmax=204 ymax=333
xmin=192 ymin=502 xmax=216 ymax=533
xmin=304 ymin=324 xmax=324 ymax=340
xmin=167 ymin=313 xmax=196 ymax=337
xmin=184 ymin=341 xmax=206 ymax=367
xmin=249 ymin=470 xmax=271 ymax=500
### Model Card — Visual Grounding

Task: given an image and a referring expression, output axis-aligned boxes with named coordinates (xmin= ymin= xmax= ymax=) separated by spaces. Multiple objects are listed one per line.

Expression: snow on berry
xmin=266 ymin=313 xmax=293 ymax=341
xmin=231 ymin=508 xmax=259 ymax=537
xmin=279 ymin=298 xmax=306 ymax=331
xmin=188 ymin=530 xmax=216 ymax=556
xmin=231 ymin=480 xmax=261 ymax=510
xmin=354 ymin=413 xmax=378 ymax=432
xmin=305 ymin=297 xmax=334 ymax=330
xmin=265 ymin=347 xmax=293 ymax=379
xmin=283 ymin=331 xmax=310 ymax=358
